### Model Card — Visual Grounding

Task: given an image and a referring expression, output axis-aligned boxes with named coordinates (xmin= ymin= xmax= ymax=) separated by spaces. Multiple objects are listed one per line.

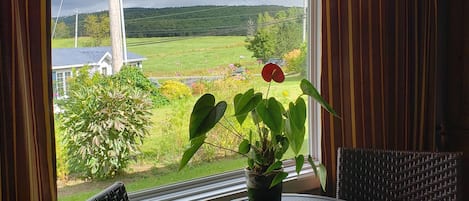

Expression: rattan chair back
xmin=336 ymin=148 xmax=462 ymax=201
xmin=87 ymin=181 xmax=129 ymax=201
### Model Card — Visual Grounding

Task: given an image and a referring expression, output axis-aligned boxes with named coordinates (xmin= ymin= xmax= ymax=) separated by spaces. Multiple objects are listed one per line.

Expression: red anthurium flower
xmin=261 ymin=63 xmax=285 ymax=83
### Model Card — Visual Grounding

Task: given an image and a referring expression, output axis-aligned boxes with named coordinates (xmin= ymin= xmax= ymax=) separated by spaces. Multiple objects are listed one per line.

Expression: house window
xmin=54 ymin=71 xmax=72 ymax=98
xmin=102 ymin=67 xmax=107 ymax=75
xmin=53 ymin=1 xmax=319 ymax=199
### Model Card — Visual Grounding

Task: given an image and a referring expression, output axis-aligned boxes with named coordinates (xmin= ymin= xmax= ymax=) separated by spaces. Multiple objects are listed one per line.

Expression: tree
xmin=246 ymin=9 xmax=303 ymax=61
xmin=59 ymin=67 xmax=152 ymax=179
xmin=83 ymin=14 xmax=110 ymax=46
xmin=245 ymin=30 xmax=275 ymax=62
xmin=52 ymin=20 xmax=72 ymax=38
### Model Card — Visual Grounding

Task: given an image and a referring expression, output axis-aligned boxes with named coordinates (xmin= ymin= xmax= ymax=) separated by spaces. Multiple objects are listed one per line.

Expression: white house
xmin=52 ymin=47 xmax=146 ymax=99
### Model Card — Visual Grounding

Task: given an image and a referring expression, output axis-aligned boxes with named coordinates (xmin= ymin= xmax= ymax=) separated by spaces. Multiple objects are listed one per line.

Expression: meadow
xmin=53 ymin=36 xmax=307 ymax=201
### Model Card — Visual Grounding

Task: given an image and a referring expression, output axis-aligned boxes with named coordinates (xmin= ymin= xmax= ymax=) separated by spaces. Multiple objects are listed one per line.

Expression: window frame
xmin=127 ymin=1 xmax=324 ymax=200
xmin=53 ymin=1 xmax=323 ymax=200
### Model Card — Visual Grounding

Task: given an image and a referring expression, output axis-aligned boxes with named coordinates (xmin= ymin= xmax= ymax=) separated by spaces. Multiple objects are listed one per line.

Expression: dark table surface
xmin=231 ymin=193 xmax=343 ymax=201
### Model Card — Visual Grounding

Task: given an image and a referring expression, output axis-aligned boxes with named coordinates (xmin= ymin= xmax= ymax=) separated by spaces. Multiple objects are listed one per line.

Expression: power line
xmin=125 ymin=6 xmax=231 ymax=23
xmin=126 ymin=16 xmax=303 ymax=48
xmin=126 ymin=12 xmax=261 ymax=24
xmin=125 ymin=16 xmax=303 ymax=37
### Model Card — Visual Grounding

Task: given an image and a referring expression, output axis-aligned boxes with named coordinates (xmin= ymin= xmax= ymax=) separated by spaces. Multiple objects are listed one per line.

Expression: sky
xmin=52 ymin=0 xmax=304 ymax=17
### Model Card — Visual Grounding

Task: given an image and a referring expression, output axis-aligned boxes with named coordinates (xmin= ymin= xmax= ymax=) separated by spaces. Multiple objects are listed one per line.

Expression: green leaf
xmin=316 ymin=164 xmax=327 ymax=192
xmin=274 ymin=136 xmax=289 ymax=159
xmin=238 ymin=139 xmax=251 ymax=154
xmin=300 ymin=79 xmax=339 ymax=117
xmin=233 ymin=89 xmax=262 ymax=125
xmin=248 ymin=158 xmax=254 ymax=169
xmin=265 ymin=161 xmax=283 ymax=174
xmin=189 ymin=94 xmax=227 ymax=140
xmin=179 ymin=135 xmax=206 ymax=171
xmin=284 ymin=98 xmax=306 ymax=155
xmin=308 ymin=155 xmax=327 ymax=192
xmin=295 ymin=155 xmax=304 ymax=174
xmin=256 ymin=97 xmax=284 ymax=134
xmin=270 ymin=172 xmax=288 ymax=189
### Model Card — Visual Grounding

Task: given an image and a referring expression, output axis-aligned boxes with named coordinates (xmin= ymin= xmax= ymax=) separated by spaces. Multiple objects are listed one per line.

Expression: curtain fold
xmin=0 ymin=0 xmax=57 ymax=200
xmin=321 ymin=0 xmax=438 ymax=194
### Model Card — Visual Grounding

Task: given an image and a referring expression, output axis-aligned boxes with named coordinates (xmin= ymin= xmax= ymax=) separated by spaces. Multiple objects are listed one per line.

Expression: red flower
xmin=261 ymin=63 xmax=285 ymax=83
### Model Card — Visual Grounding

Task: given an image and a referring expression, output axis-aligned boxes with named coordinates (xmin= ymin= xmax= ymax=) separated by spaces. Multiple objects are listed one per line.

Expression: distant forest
xmin=58 ymin=5 xmax=303 ymax=38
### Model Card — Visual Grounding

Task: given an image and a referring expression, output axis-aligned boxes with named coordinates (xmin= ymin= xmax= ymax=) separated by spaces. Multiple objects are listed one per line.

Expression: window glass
xmin=52 ymin=1 xmax=310 ymax=199
xmin=56 ymin=72 xmax=64 ymax=98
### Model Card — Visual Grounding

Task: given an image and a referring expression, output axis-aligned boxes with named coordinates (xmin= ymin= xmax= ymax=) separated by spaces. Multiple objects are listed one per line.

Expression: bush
xmin=59 ymin=71 xmax=152 ymax=179
xmin=191 ymin=81 xmax=207 ymax=95
xmin=283 ymin=44 xmax=307 ymax=75
xmin=160 ymin=80 xmax=192 ymax=100
xmin=113 ymin=66 xmax=169 ymax=107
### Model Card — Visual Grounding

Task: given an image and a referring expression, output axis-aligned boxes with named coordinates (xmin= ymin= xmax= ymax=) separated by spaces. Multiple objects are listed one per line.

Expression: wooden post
xmin=109 ymin=0 xmax=123 ymax=73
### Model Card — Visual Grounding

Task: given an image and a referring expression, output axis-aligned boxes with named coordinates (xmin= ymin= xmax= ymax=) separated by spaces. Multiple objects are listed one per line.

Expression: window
xmin=102 ymin=67 xmax=107 ymax=75
xmin=52 ymin=1 xmax=321 ymax=200
xmin=53 ymin=71 xmax=72 ymax=98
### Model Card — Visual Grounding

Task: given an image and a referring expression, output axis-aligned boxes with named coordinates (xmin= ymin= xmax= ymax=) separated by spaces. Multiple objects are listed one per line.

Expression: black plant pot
xmin=245 ymin=168 xmax=283 ymax=201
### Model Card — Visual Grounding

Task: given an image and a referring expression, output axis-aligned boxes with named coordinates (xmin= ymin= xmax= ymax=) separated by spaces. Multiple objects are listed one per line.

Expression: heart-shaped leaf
xmin=270 ymin=172 xmax=288 ymax=189
xmin=295 ymin=155 xmax=304 ymax=174
xmin=189 ymin=94 xmax=227 ymax=140
xmin=256 ymin=97 xmax=284 ymax=134
xmin=308 ymin=155 xmax=327 ymax=192
xmin=233 ymin=89 xmax=262 ymax=125
xmin=179 ymin=135 xmax=206 ymax=171
xmin=300 ymin=79 xmax=339 ymax=117
xmin=238 ymin=139 xmax=250 ymax=154
xmin=285 ymin=97 xmax=306 ymax=155
xmin=265 ymin=161 xmax=283 ymax=174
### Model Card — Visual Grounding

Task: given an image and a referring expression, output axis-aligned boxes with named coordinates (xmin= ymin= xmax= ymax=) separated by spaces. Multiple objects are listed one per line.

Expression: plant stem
xmin=205 ymin=142 xmax=247 ymax=157
xmin=265 ymin=80 xmax=272 ymax=100
xmin=220 ymin=117 xmax=243 ymax=139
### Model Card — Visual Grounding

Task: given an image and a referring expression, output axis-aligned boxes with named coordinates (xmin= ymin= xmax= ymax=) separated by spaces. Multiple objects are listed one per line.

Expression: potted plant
xmin=179 ymin=63 xmax=338 ymax=200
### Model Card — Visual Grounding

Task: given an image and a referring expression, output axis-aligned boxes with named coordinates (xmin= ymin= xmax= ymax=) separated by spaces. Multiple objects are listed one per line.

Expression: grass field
xmin=53 ymin=36 xmax=308 ymax=200
xmin=53 ymin=36 xmax=260 ymax=77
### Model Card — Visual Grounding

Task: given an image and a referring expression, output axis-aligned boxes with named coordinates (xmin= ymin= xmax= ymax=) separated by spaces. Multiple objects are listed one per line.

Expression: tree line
xmin=52 ymin=5 xmax=306 ymax=71
xmin=53 ymin=5 xmax=300 ymax=38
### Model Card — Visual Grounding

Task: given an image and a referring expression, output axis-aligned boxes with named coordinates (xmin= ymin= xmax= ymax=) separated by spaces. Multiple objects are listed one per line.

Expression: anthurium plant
xmin=179 ymin=63 xmax=338 ymax=191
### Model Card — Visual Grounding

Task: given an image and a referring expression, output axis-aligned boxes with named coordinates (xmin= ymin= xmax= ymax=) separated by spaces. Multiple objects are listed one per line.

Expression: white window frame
xmin=54 ymin=70 xmax=73 ymax=98
xmin=308 ymin=0 xmax=323 ymax=162
xmin=128 ymin=1 xmax=323 ymax=200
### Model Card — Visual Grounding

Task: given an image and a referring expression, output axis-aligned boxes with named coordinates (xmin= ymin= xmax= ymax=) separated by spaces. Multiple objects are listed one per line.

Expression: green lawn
xmin=128 ymin=36 xmax=258 ymax=77
xmin=53 ymin=36 xmax=259 ymax=77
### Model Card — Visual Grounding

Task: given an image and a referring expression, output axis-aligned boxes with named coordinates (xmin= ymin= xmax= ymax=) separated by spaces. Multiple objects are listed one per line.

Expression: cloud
xmin=52 ymin=0 xmax=303 ymax=17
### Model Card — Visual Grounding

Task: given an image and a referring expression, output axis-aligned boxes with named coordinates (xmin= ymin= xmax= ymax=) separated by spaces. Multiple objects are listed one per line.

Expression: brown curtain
xmin=0 ymin=0 xmax=57 ymax=200
xmin=321 ymin=0 xmax=439 ymax=194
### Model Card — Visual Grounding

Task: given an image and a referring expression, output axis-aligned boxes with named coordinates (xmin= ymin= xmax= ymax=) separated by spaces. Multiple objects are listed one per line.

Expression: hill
xmin=57 ymin=5 xmax=303 ymax=38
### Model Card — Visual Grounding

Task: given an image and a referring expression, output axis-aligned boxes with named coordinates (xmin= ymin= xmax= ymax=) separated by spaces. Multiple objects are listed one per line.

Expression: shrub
xmin=160 ymin=80 xmax=192 ymax=100
xmin=283 ymin=44 xmax=306 ymax=75
xmin=191 ymin=81 xmax=207 ymax=95
xmin=59 ymin=72 xmax=152 ymax=179
xmin=54 ymin=117 xmax=68 ymax=180
xmin=113 ymin=66 xmax=169 ymax=107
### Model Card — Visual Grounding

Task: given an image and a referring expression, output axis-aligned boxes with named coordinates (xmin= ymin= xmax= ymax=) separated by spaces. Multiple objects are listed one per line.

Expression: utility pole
xmin=109 ymin=0 xmax=124 ymax=73
xmin=120 ymin=0 xmax=128 ymax=64
xmin=303 ymin=0 xmax=308 ymax=42
xmin=74 ymin=10 xmax=78 ymax=48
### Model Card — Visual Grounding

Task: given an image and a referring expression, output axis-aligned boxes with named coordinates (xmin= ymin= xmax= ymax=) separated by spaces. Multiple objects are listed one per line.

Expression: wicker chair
xmin=336 ymin=148 xmax=462 ymax=201
xmin=87 ymin=181 xmax=129 ymax=201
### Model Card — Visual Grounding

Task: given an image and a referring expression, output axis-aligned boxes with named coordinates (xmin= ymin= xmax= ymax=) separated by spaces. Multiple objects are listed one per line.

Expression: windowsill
xmin=128 ymin=160 xmax=321 ymax=201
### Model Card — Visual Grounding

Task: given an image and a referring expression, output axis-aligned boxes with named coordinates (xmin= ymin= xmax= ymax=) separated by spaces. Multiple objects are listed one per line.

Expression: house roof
xmin=52 ymin=47 xmax=146 ymax=68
